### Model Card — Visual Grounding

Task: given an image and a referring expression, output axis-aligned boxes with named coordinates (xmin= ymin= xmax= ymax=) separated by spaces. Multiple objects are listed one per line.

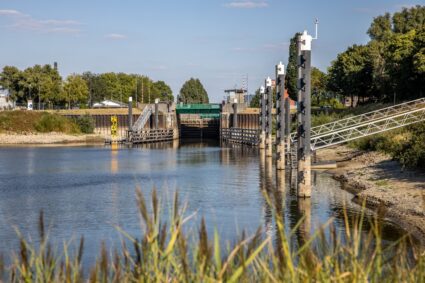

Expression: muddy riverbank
xmin=317 ymin=145 xmax=425 ymax=243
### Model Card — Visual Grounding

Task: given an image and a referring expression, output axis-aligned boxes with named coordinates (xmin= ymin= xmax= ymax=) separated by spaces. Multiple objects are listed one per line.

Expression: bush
xmin=34 ymin=113 xmax=80 ymax=134
xmin=350 ymin=122 xmax=425 ymax=169
xmin=73 ymin=114 xmax=95 ymax=134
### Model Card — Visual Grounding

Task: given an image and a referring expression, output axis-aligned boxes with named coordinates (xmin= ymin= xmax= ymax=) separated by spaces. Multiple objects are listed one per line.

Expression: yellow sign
xmin=111 ymin=115 xmax=118 ymax=140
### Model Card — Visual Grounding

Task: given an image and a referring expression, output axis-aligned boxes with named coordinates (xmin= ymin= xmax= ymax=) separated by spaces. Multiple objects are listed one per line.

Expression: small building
xmin=92 ymin=100 xmax=127 ymax=108
xmin=224 ymin=89 xmax=246 ymax=104
xmin=0 ymin=88 xmax=15 ymax=110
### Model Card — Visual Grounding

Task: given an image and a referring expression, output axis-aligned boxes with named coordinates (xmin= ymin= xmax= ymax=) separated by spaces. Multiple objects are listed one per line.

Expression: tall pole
xmin=154 ymin=98 xmax=159 ymax=129
xmin=232 ymin=98 xmax=238 ymax=128
xmin=259 ymin=86 xmax=266 ymax=149
xmin=128 ymin=96 xmax=133 ymax=131
xmin=297 ymin=30 xmax=313 ymax=198
xmin=284 ymin=98 xmax=291 ymax=168
xmin=135 ymin=79 xmax=138 ymax=108
xmin=276 ymin=62 xmax=286 ymax=170
xmin=141 ymin=77 xmax=144 ymax=104
xmin=265 ymin=77 xmax=273 ymax=157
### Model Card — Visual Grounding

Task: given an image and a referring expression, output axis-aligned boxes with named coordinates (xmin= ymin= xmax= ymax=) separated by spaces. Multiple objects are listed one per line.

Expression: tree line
xmin=251 ymin=5 xmax=424 ymax=108
xmin=0 ymin=65 xmax=174 ymax=108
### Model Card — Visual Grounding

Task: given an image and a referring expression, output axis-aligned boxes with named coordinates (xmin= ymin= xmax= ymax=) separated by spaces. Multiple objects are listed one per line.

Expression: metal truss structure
xmin=290 ymin=97 xmax=425 ymax=142
xmin=132 ymin=106 xmax=152 ymax=132
xmin=310 ymin=107 xmax=425 ymax=150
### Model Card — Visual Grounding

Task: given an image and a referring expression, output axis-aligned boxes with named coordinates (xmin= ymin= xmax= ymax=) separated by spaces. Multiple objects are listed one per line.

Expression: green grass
xmin=1 ymin=189 xmax=424 ymax=282
xmin=375 ymin=180 xmax=390 ymax=187
xmin=0 ymin=111 xmax=88 ymax=134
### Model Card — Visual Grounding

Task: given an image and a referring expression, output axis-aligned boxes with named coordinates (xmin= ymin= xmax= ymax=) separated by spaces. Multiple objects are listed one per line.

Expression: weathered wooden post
xmin=297 ymin=31 xmax=313 ymax=198
xmin=265 ymin=77 xmax=273 ymax=157
xmin=276 ymin=62 xmax=286 ymax=170
xmin=154 ymin=98 xmax=159 ymax=129
xmin=259 ymin=86 xmax=266 ymax=149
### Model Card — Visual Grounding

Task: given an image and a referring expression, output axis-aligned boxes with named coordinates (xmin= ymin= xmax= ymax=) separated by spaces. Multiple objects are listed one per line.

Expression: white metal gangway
xmin=286 ymin=98 xmax=425 ymax=168
xmin=132 ymin=105 xmax=152 ymax=132
xmin=290 ymin=97 xmax=425 ymax=143
xmin=310 ymin=107 xmax=425 ymax=150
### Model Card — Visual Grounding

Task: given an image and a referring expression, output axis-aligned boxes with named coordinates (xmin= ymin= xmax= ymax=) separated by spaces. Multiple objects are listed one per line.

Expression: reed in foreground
xmin=1 ymin=188 xmax=424 ymax=282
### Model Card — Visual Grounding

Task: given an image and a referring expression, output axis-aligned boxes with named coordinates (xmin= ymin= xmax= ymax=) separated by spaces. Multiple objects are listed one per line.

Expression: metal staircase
xmin=290 ymin=97 xmax=425 ymax=142
xmin=132 ymin=106 xmax=152 ymax=132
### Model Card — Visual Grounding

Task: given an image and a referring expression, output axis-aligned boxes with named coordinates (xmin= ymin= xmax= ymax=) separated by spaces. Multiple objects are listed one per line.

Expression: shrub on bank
xmin=34 ymin=112 xmax=81 ymax=134
xmin=0 ymin=111 xmax=91 ymax=134
xmin=72 ymin=114 xmax=95 ymax=134
xmin=349 ymin=122 xmax=425 ymax=169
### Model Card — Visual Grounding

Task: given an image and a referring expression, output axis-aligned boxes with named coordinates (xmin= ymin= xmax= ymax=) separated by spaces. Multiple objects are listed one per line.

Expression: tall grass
xmin=1 ymin=189 xmax=424 ymax=282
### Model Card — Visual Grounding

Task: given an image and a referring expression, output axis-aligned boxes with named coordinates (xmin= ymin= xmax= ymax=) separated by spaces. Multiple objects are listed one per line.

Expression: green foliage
xmin=328 ymin=5 xmax=425 ymax=105
xmin=392 ymin=5 xmax=425 ymax=34
xmin=350 ymin=122 xmax=425 ymax=169
xmin=2 ymin=189 xmax=424 ymax=282
xmin=0 ymin=66 xmax=174 ymax=108
xmin=63 ymin=74 xmax=89 ymax=108
xmin=285 ymin=32 xmax=301 ymax=101
xmin=367 ymin=13 xmax=392 ymax=41
xmin=82 ymin=72 xmax=173 ymax=105
xmin=178 ymin=78 xmax=209 ymax=103
xmin=249 ymin=88 xmax=260 ymax=107
xmin=311 ymin=112 xmax=342 ymax=127
xmin=152 ymin=80 xmax=173 ymax=102
xmin=73 ymin=115 xmax=95 ymax=134
xmin=34 ymin=113 xmax=80 ymax=134
xmin=0 ymin=64 xmax=62 ymax=106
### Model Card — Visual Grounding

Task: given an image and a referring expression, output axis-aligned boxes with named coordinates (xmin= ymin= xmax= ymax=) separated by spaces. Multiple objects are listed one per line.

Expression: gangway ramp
xmin=291 ymin=97 xmax=425 ymax=142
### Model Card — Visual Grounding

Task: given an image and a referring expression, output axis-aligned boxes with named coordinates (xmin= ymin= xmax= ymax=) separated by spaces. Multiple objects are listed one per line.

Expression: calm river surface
xmin=0 ymin=140 xmax=407 ymax=264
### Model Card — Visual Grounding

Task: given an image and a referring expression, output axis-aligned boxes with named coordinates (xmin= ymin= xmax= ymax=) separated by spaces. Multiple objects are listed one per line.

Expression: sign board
xmin=111 ymin=115 xmax=118 ymax=140
xmin=27 ymin=100 xmax=33 ymax=111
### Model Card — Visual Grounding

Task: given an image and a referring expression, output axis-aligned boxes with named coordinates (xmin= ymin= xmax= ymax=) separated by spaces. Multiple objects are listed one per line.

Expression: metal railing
xmin=132 ymin=106 xmax=152 ymax=132
xmin=291 ymin=97 xmax=425 ymax=142
xmin=310 ymin=107 xmax=425 ymax=150
xmin=221 ymin=128 xmax=260 ymax=146
xmin=129 ymin=129 xmax=174 ymax=144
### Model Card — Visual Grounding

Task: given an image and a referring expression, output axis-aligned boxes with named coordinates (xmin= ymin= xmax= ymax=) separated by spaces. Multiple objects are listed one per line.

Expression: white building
xmin=92 ymin=99 xmax=127 ymax=108
xmin=0 ymin=88 xmax=15 ymax=110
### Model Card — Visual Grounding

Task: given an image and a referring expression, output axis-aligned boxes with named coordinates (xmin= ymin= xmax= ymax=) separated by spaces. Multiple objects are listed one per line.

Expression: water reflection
xmin=110 ymin=143 xmax=119 ymax=174
xmin=0 ymin=142 xmax=415 ymax=266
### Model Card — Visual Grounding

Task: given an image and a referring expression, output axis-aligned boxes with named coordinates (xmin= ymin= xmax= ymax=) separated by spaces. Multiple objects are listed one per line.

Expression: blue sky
xmin=0 ymin=0 xmax=422 ymax=102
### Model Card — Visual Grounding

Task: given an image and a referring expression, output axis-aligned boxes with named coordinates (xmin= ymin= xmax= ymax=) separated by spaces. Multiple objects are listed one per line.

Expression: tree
xmin=367 ymin=13 xmax=392 ymax=41
xmin=179 ymin=78 xmax=209 ymax=103
xmin=311 ymin=67 xmax=328 ymax=106
xmin=327 ymin=44 xmax=374 ymax=107
xmin=249 ymin=89 xmax=260 ymax=108
xmin=63 ymin=74 xmax=89 ymax=109
xmin=285 ymin=32 xmax=301 ymax=101
xmin=0 ymin=66 xmax=23 ymax=102
xmin=152 ymin=81 xmax=173 ymax=102
xmin=393 ymin=5 xmax=425 ymax=34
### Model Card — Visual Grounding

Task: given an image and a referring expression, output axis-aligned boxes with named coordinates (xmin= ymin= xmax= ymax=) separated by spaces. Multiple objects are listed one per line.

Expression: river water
xmin=0 ymin=140 xmax=407 ymax=264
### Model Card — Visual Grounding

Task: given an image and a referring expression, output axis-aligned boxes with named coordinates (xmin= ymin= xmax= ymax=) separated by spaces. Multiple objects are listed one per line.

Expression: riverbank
xmin=0 ymin=132 xmax=104 ymax=145
xmin=317 ymin=145 xmax=425 ymax=243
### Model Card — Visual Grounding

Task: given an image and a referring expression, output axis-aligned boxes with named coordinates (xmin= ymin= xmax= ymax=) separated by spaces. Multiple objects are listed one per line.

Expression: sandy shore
xmin=0 ymin=133 xmax=105 ymax=145
xmin=317 ymin=145 xmax=425 ymax=243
